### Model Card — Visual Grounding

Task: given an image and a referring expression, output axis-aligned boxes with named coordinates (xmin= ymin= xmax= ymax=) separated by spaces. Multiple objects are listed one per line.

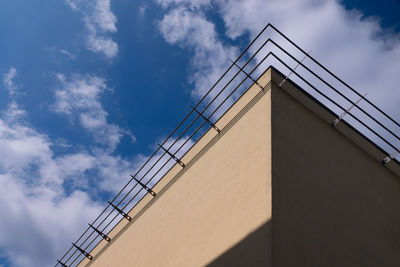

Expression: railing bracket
xmin=278 ymin=50 xmax=311 ymax=87
xmin=158 ymin=144 xmax=185 ymax=168
xmin=72 ymin=243 xmax=93 ymax=260
xmin=130 ymin=175 xmax=157 ymax=197
xmin=191 ymin=106 xmax=220 ymax=133
xmin=108 ymin=201 xmax=132 ymax=221
xmin=382 ymin=149 xmax=400 ymax=165
xmin=332 ymin=93 xmax=367 ymax=127
xmin=57 ymin=260 xmax=68 ymax=267
xmin=88 ymin=224 xmax=111 ymax=242
xmin=231 ymin=60 xmax=266 ymax=91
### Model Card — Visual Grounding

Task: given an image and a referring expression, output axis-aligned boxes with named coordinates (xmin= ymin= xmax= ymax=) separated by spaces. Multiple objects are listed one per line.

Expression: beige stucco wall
xmin=270 ymin=70 xmax=400 ymax=267
xmin=82 ymin=70 xmax=273 ymax=267
xmin=78 ymin=67 xmax=400 ymax=267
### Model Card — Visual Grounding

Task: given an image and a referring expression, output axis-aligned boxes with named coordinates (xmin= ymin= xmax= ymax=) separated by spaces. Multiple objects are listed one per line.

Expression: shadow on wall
xmin=206 ymin=220 xmax=272 ymax=267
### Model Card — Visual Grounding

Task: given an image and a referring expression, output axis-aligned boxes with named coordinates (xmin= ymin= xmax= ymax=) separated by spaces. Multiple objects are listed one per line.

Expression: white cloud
xmin=59 ymin=49 xmax=75 ymax=59
xmin=57 ymin=153 xmax=95 ymax=176
xmin=0 ymin=176 xmax=103 ymax=267
xmin=0 ymin=119 xmax=52 ymax=177
xmin=86 ymin=30 xmax=119 ymax=59
xmin=0 ymin=73 xmax=104 ymax=266
xmin=157 ymin=6 xmax=238 ymax=100
xmin=139 ymin=4 xmax=148 ymax=17
xmin=3 ymin=67 xmax=18 ymax=97
xmin=2 ymin=101 xmax=26 ymax=122
xmin=90 ymin=0 xmax=117 ymax=32
xmin=156 ymin=0 xmax=211 ymax=10
xmin=53 ymin=73 xmax=135 ymax=152
xmin=214 ymin=0 xmax=400 ymax=118
xmin=3 ymin=67 xmax=17 ymax=89
xmin=66 ymin=0 xmax=118 ymax=59
xmin=65 ymin=0 xmax=78 ymax=10
xmin=0 ymin=68 xmax=143 ymax=266
xmin=94 ymin=149 xmax=132 ymax=192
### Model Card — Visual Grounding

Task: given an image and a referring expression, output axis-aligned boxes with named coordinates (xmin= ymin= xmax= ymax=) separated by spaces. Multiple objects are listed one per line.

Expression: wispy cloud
xmin=157 ymin=4 xmax=238 ymax=100
xmin=93 ymin=148 xmax=132 ymax=192
xmin=53 ymin=73 xmax=135 ymax=152
xmin=65 ymin=0 xmax=78 ymax=10
xmin=2 ymin=68 xmax=26 ymax=124
xmin=156 ymin=0 xmax=211 ymax=10
xmin=65 ymin=0 xmax=118 ymax=59
xmin=139 ymin=4 xmax=148 ymax=17
xmin=59 ymin=49 xmax=75 ymax=59
xmin=3 ymin=67 xmax=18 ymax=97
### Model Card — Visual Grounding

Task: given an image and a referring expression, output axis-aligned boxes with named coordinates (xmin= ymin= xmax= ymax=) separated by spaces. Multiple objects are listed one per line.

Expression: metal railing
xmin=55 ymin=23 xmax=400 ymax=267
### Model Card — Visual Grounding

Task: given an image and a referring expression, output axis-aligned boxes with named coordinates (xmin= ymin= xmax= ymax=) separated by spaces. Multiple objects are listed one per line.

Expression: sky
xmin=0 ymin=0 xmax=399 ymax=266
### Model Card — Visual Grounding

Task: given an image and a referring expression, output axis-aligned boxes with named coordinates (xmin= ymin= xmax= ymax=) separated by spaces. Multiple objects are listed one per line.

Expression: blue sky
xmin=0 ymin=0 xmax=400 ymax=266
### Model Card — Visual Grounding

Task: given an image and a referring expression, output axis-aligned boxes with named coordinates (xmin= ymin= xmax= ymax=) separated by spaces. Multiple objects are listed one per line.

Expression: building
xmin=57 ymin=25 xmax=400 ymax=267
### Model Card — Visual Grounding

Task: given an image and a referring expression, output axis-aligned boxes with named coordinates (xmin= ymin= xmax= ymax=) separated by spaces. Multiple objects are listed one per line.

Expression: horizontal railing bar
xmin=268 ymin=39 xmax=400 ymax=143
xmin=268 ymin=23 xmax=400 ymax=130
xmin=270 ymin=52 xmax=399 ymax=152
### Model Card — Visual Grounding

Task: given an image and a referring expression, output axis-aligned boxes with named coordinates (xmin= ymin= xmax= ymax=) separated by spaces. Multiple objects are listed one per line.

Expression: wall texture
xmin=83 ymin=70 xmax=273 ymax=267
xmin=270 ymin=70 xmax=400 ymax=267
xmin=80 ymin=67 xmax=400 ymax=267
